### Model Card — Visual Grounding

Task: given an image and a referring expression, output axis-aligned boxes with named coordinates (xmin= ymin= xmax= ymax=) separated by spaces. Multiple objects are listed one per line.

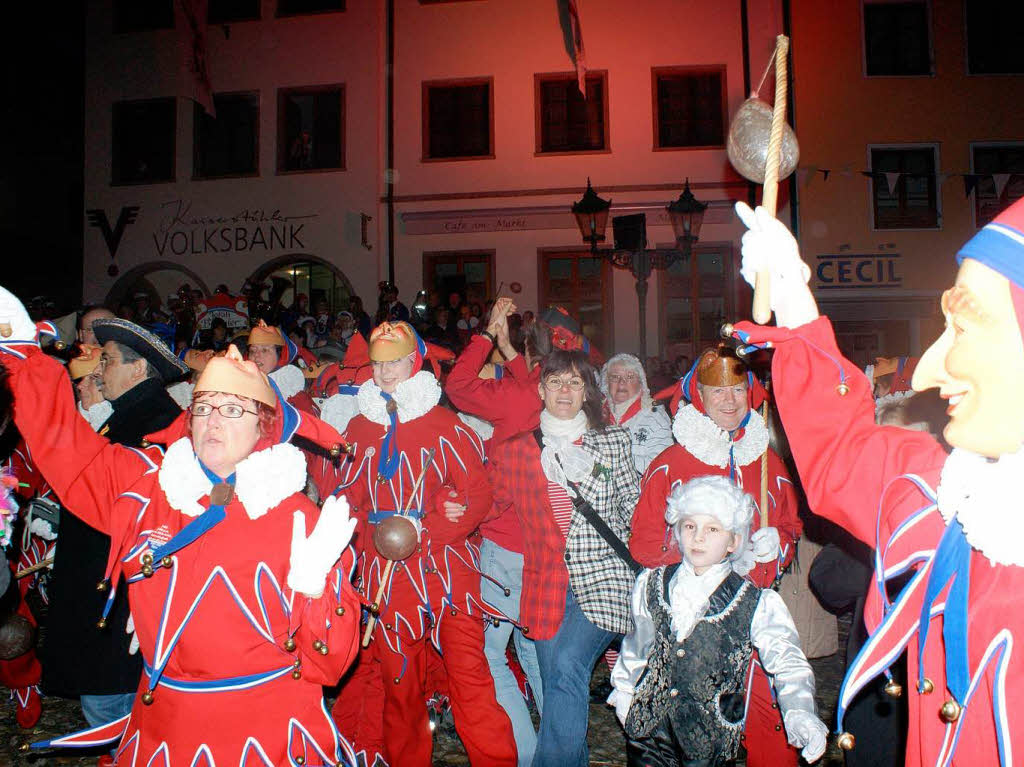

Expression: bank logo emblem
xmin=86 ymin=206 xmax=140 ymax=258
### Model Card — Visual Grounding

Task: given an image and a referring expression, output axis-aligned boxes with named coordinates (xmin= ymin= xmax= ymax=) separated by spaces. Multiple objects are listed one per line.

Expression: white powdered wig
xmin=664 ymin=475 xmax=755 ymax=574
xmin=599 ymin=353 xmax=653 ymax=410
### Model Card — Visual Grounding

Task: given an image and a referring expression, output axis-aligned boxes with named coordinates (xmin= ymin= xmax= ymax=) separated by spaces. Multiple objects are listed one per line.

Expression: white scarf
xmin=666 ymin=559 xmax=732 ymax=643
xmin=78 ymin=399 xmax=113 ymax=432
xmin=937 ymin=444 xmax=1024 ymax=568
xmin=539 ymin=409 xmax=593 ymax=491
xmin=609 ymin=393 xmax=641 ymax=421
xmin=672 ymin=403 xmax=768 ymax=468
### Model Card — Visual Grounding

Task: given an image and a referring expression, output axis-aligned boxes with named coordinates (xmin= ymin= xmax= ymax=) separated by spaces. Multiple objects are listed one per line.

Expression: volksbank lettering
xmin=153 ymin=224 xmax=305 ymax=256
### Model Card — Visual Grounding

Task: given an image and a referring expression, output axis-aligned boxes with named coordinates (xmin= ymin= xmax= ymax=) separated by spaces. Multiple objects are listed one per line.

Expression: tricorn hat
xmin=93 ymin=318 xmax=189 ymax=382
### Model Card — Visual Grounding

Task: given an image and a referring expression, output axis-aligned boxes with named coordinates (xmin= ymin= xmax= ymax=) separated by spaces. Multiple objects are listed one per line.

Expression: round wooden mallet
xmin=361 ymin=448 xmax=436 ymax=648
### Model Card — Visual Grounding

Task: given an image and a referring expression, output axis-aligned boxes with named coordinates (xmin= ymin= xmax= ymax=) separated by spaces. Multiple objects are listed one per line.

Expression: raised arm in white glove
xmin=0 ymin=285 xmax=38 ymax=344
xmin=750 ymin=526 xmax=781 ymax=563
xmin=784 ymin=709 xmax=829 ymax=763
xmin=733 ymin=202 xmax=819 ymax=329
xmin=287 ymin=495 xmax=358 ymax=598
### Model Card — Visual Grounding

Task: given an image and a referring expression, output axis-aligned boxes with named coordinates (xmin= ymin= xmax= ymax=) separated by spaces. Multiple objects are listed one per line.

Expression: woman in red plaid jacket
xmin=489 ymin=348 xmax=640 ymax=767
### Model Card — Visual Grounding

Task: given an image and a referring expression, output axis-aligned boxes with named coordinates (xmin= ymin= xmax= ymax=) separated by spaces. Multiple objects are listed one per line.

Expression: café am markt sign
xmin=151 ymin=199 xmax=318 ymax=257
xmin=815 ymin=253 xmax=902 ymax=289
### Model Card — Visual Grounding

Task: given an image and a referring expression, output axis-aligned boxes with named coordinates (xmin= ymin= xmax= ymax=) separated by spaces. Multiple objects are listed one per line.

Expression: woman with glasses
xmin=599 ymin=353 xmax=673 ymax=474
xmin=489 ymin=349 xmax=640 ymax=767
xmin=0 ymin=283 xmax=362 ymax=767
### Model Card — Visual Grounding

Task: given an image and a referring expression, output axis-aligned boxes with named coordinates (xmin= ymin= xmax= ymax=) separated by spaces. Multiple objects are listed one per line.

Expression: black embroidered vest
xmin=624 ymin=564 xmax=761 ymax=761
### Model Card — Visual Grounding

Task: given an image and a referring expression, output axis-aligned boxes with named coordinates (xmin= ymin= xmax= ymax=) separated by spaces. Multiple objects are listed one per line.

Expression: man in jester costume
xmin=729 ymin=196 xmax=1024 ymax=765
xmin=332 ymin=320 xmax=516 ymax=766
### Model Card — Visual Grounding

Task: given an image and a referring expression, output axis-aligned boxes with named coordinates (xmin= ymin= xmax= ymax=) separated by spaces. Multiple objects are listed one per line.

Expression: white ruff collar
xmin=157 ymin=436 xmax=307 ymax=520
xmin=320 ymin=392 xmax=361 ymax=434
xmin=166 ymin=381 xmax=195 ymax=411
xmin=458 ymin=412 xmax=494 ymax=442
xmin=270 ymin=364 xmax=305 ymax=402
xmin=672 ymin=404 xmax=768 ymax=468
xmin=357 ymin=371 xmax=441 ymax=425
xmin=937 ymin=445 xmax=1024 ymax=567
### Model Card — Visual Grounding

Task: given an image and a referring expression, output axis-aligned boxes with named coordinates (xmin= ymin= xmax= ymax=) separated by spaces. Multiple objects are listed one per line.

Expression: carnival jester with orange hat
xmin=330 ymin=320 xmax=517 ymax=767
xmin=728 ymin=197 xmax=1024 ymax=765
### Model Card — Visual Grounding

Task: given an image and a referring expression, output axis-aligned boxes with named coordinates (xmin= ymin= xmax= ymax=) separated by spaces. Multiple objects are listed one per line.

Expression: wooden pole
xmin=752 ymin=34 xmax=789 ymax=324
xmin=361 ymin=449 xmax=436 ymax=648
xmin=759 ymin=401 xmax=770 ymax=530
xmin=15 ymin=558 xmax=53 ymax=579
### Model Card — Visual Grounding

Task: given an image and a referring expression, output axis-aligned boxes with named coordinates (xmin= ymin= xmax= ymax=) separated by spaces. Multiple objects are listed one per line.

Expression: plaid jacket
xmin=489 ymin=425 xmax=640 ymax=639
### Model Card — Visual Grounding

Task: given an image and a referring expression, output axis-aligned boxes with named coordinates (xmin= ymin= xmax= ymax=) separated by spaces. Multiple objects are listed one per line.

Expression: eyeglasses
xmin=543 ymin=376 xmax=586 ymax=392
xmin=371 ymin=357 xmax=410 ymax=371
xmin=607 ymin=373 xmax=640 ymax=385
xmin=189 ymin=402 xmax=259 ymax=419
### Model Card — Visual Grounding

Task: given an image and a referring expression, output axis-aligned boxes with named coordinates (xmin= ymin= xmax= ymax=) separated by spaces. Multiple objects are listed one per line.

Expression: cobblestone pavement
xmin=0 ymin=616 xmax=851 ymax=766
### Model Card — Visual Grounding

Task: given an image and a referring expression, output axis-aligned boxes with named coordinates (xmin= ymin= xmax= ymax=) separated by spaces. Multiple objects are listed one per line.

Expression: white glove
xmin=734 ymin=202 xmax=819 ymax=329
xmin=784 ymin=709 xmax=828 ymax=763
xmin=750 ymin=526 xmax=781 ymax=563
xmin=0 ymin=285 xmax=37 ymax=344
xmin=288 ymin=496 xmax=358 ymax=598
xmin=606 ymin=688 xmax=632 ymax=727
xmin=126 ymin=613 xmax=139 ymax=656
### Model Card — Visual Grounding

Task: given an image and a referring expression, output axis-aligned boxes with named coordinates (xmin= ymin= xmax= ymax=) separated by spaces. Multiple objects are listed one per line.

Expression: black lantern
xmin=666 ymin=178 xmax=708 ymax=246
xmin=571 ymin=178 xmax=611 ymax=255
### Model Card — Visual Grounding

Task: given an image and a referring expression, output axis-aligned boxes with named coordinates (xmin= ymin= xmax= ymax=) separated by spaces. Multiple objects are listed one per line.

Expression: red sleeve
xmin=629 ymin=458 xmax=680 ymax=568
xmin=444 ymin=335 xmax=502 ymax=416
xmin=503 ymin=353 xmax=530 ymax=381
xmin=738 ymin=317 xmax=948 ymax=547
xmin=426 ymin=426 xmax=493 ymax=545
xmin=3 ymin=349 xmax=151 ymax=535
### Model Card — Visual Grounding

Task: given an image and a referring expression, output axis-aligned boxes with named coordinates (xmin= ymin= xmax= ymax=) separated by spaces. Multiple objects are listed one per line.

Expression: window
xmin=972 ymin=144 xmax=1024 ymax=227
xmin=652 ymin=67 xmax=726 ymax=150
xmin=423 ymin=252 xmax=494 ymax=306
xmin=193 ymin=92 xmax=259 ymax=179
xmin=423 ymin=79 xmax=493 ymax=160
xmin=966 ymin=0 xmax=1024 ymax=74
xmin=659 ymin=246 xmax=735 ymax=360
xmin=278 ymin=0 xmax=344 ymax=15
xmin=112 ymin=98 xmax=176 ymax=185
xmin=870 ymin=146 xmax=939 ymax=229
xmin=278 ymin=86 xmax=345 ymax=173
xmin=863 ymin=1 xmax=932 ymax=76
xmin=535 ymin=72 xmax=608 ymax=154
xmin=208 ymin=0 xmax=260 ymax=23
xmin=539 ymin=251 xmax=612 ymax=353
xmin=113 ymin=0 xmax=174 ymax=32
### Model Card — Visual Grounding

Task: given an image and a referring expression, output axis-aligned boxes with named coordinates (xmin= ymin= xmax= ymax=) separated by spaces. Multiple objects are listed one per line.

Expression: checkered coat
xmin=489 ymin=425 xmax=640 ymax=640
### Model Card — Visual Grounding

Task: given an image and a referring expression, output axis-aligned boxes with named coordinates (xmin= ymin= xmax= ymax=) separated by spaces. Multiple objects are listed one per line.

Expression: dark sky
xmin=1 ymin=3 xmax=85 ymax=312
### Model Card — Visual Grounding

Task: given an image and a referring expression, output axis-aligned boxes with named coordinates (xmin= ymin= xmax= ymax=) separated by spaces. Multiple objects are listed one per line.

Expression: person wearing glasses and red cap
xmin=332 ymin=320 xmax=516 ymax=767
xmin=728 ymin=195 xmax=1024 ymax=766
xmin=630 ymin=345 xmax=803 ymax=767
xmin=0 ymin=287 xmax=362 ymax=766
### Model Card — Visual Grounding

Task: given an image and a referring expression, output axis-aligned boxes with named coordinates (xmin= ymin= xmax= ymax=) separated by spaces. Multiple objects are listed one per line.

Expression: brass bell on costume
xmin=335 ymin=606 xmax=345 ymax=616
xmin=318 ymin=644 xmax=329 ymax=656
xmin=96 ymin=618 xmax=107 ymax=629
xmin=312 ymin=639 xmax=324 ymax=652
xmin=920 ymin=678 xmax=934 ymax=695
xmin=284 ymin=637 xmax=296 ymax=652
xmin=161 ymin=556 xmax=173 ymax=568
xmin=96 ymin=580 xmax=109 ymax=592
xmin=837 ymin=732 xmax=855 ymax=751
xmin=836 ymin=382 xmax=850 ymax=396
xmin=141 ymin=690 xmax=155 ymax=705
xmin=884 ymin=680 xmax=903 ymax=698
xmin=940 ymin=699 xmax=962 ymax=723
xmin=291 ymin=669 xmax=302 ymax=680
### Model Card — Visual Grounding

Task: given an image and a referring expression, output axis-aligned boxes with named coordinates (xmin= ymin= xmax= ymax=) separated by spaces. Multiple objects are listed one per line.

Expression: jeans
xmin=532 ymin=586 xmax=618 ymax=767
xmin=480 ymin=538 xmax=544 ymax=767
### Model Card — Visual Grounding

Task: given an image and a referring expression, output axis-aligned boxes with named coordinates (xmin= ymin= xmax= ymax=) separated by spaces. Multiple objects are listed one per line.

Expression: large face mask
xmin=912 ymin=259 xmax=1024 ymax=457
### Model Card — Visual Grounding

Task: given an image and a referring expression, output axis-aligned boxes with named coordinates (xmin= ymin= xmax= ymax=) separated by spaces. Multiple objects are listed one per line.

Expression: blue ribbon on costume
xmin=377 ymin=391 xmax=401 ymax=481
xmin=917 ymin=514 xmax=971 ymax=702
xmin=727 ymin=410 xmax=753 ymax=482
xmin=150 ymin=462 xmax=234 ymax=562
xmin=369 ymin=509 xmax=423 ymax=524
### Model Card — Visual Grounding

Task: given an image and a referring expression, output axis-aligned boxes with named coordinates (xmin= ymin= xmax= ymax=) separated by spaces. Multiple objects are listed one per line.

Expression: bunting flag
xmin=779 ymin=167 xmax=1018 ymax=201
xmin=178 ymin=0 xmax=216 ymax=117
xmin=821 ymin=169 xmax=830 ymax=181
xmin=964 ymin=175 xmax=982 ymax=198
xmin=564 ymin=0 xmax=587 ymax=97
xmin=884 ymin=172 xmax=902 ymax=194
xmin=993 ymin=173 xmax=1012 ymax=199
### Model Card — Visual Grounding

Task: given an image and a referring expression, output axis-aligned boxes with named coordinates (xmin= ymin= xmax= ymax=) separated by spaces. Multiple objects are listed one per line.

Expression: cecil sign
xmin=815 ymin=254 xmax=902 ymax=289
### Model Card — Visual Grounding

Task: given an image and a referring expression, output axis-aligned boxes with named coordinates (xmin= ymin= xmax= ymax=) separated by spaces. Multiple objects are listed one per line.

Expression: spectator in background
xmin=78 ymin=306 xmax=116 ymax=346
xmin=673 ymin=354 xmax=691 ymax=379
xmin=208 ymin=317 xmax=230 ymax=352
xmin=348 ymin=295 xmax=371 ymax=338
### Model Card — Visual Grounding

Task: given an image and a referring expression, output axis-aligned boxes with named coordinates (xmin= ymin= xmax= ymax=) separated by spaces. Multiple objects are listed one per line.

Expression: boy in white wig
xmin=609 ymin=476 xmax=827 ymax=766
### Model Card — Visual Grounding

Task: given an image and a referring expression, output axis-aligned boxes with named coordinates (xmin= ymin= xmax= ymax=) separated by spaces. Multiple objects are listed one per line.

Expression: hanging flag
xmin=821 ymin=169 xmax=831 ymax=181
xmin=963 ymin=174 xmax=981 ymax=199
xmin=560 ymin=0 xmax=587 ymax=97
xmin=178 ymin=0 xmax=216 ymax=117
xmin=993 ymin=173 xmax=1012 ymax=199
xmin=884 ymin=172 xmax=902 ymax=194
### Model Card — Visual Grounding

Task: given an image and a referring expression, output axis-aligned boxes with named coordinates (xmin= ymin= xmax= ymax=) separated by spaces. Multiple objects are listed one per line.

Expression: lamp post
xmin=571 ymin=179 xmax=707 ymax=360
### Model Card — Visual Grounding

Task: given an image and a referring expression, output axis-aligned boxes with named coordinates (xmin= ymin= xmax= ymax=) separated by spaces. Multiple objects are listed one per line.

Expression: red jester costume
xmin=0 ymin=313 xmax=362 ymax=766
xmin=333 ymin=321 xmax=516 ymax=767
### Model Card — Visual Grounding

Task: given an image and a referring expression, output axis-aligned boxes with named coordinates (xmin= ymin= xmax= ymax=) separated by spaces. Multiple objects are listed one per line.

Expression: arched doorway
xmin=247 ymin=253 xmax=355 ymax=324
xmin=105 ymin=261 xmax=211 ymax=316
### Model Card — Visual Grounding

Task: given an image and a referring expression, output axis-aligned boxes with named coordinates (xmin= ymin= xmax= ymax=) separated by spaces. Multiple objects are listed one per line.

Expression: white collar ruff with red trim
xmin=269 ymin=364 xmax=305 ymax=401
xmin=937 ymin=445 xmax=1024 ymax=568
xmin=671 ymin=403 xmax=768 ymax=469
xmin=356 ymin=370 xmax=441 ymax=425
xmin=157 ymin=436 xmax=307 ymax=520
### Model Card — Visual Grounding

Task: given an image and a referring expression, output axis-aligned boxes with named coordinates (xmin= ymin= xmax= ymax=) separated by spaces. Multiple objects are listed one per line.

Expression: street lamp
xmin=571 ymin=179 xmax=707 ymax=360
xmin=571 ymin=178 xmax=612 ymax=255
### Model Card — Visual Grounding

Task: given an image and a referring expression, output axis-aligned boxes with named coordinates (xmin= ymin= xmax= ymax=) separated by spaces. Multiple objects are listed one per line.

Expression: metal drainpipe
xmin=386 ymin=0 xmax=396 ymax=285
